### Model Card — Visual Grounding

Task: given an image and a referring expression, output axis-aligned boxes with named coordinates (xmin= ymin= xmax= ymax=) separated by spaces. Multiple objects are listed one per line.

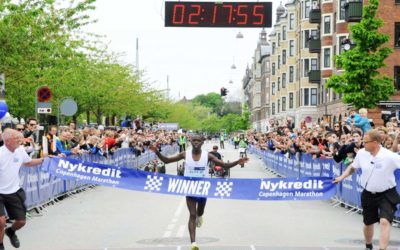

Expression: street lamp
xmin=236 ymin=31 xmax=244 ymax=39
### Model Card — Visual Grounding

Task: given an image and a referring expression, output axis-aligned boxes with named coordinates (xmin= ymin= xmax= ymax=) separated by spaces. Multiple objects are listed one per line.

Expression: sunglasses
xmin=29 ymin=123 xmax=37 ymax=126
xmin=334 ymin=125 xmax=340 ymax=127
xmin=16 ymin=128 xmax=24 ymax=131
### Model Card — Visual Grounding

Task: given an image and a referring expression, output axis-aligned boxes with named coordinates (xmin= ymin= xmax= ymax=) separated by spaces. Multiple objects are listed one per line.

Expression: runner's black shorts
xmin=0 ymin=188 xmax=27 ymax=220
xmin=187 ymin=196 xmax=207 ymax=203
xmin=361 ymin=188 xmax=400 ymax=225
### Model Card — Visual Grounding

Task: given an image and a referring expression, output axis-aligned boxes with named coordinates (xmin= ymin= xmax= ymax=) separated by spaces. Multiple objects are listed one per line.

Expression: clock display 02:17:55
xmin=165 ymin=2 xmax=272 ymax=28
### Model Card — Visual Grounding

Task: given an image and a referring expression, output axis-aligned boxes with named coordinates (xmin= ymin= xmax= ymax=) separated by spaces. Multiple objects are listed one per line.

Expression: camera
xmin=351 ymin=115 xmax=355 ymax=119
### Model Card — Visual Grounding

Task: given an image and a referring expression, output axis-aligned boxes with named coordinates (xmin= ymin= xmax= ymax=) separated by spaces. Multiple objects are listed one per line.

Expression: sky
xmin=84 ymin=0 xmax=280 ymax=101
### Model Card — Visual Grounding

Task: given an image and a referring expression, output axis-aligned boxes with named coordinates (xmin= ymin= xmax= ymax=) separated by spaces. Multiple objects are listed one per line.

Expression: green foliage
xmin=192 ymin=92 xmax=224 ymax=115
xmin=0 ymin=0 xmax=161 ymax=123
xmin=326 ymin=0 xmax=395 ymax=109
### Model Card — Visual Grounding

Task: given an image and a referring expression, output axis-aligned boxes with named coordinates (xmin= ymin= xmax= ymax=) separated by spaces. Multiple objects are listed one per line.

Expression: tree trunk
xmin=86 ymin=110 xmax=90 ymax=125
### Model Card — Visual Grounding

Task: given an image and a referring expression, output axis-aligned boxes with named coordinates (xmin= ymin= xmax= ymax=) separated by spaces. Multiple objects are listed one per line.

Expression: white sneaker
xmin=195 ymin=216 xmax=203 ymax=228
xmin=191 ymin=242 xmax=199 ymax=250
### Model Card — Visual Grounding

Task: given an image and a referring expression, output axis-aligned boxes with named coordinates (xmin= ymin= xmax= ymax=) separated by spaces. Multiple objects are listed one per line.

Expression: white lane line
xmin=162 ymin=197 xmax=186 ymax=239
xmin=322 ymin=247 xmax=330 ymax=250
xmin=250 ymin=245 xmax=256 ymax=250
xmin=176 ymin=225 xmax=186 ymax=237
xmin=177 ymin=246 xmax=182 ymax=250
xmin=174 ymin=197 xmax=186 ymax=217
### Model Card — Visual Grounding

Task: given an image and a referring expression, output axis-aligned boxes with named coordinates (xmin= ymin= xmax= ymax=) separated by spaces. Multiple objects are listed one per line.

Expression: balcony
xmin=308 ymin=70 xmax=321 ymax=83
xmin=308 ymin=38 xmax=321 ymax=53
xmin=345 ymin=1 xmax=363 ymax=22
xmin=309 ymin=9 xmax=321 ymax=23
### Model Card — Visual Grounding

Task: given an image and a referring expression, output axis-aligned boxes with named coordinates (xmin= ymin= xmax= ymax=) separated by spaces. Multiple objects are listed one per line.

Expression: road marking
xmin=250 ymin=245 xmax=256 ymax=250
xmin=174 ymin=197 xmax=185 ymax=217
xmin=176 ymin=225 xmax=185 ymax=237
xmin=177 ymin=246 xmax=182 ymax=250
xmin=162 ymin=197 xmax=186 ymax=239
xmin=322 ymin=247 xmax=330 ymax=250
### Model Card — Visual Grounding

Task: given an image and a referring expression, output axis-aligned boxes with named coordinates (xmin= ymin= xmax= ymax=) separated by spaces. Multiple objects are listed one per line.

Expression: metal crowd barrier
xmin=20 ymin=144 xmax=179 ymax=212
xmin=248 ymin=145 xmax=400 ymax=222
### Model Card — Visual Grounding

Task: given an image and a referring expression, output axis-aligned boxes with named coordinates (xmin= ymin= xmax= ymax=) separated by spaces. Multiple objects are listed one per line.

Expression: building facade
xmin=243 ymin=0 xmax=400 ymax=130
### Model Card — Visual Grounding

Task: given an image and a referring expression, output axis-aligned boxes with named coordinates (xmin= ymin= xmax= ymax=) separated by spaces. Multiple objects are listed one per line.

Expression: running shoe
xmin=195 ymin=216 xmax=203 ymax=228
xmin=191 ymin=243 xmax=199 ymax=250
xmin=5 ymin=228 xmax=20 ymax=248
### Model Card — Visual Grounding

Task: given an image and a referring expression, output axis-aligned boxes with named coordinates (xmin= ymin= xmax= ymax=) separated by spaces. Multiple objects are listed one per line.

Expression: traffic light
xmin=220 ymin=87 xmax=227 ymax=96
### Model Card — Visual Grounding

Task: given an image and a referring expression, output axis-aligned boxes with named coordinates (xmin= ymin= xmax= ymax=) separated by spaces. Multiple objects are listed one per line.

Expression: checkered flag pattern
xmin=214 ymin=181 xmax=234 ymax=197
xmin=144 ymin=175 xmax=164 ymax=192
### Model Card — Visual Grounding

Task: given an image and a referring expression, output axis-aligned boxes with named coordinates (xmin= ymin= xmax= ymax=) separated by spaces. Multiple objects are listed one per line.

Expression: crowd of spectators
xmin=0 ymin=119 xmax=179 ymax=160
xmin=245 ymin=108 xmax=400 ymax=166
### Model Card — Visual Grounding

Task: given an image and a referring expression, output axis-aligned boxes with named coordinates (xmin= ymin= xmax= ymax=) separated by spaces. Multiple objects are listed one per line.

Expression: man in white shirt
xmin=0 ymin=129 xmax=45 ymax=250
xmin=334 ymin=129 xmax=400 ymax=250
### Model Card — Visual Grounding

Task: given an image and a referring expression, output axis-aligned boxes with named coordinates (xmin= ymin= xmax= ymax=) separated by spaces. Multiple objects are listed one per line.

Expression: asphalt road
xmin=9 ymin=141 xmax=400 ymax=250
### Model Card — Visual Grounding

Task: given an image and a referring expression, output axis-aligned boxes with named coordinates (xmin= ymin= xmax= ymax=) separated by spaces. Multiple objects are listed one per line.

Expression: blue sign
xmin=0 ymin=101 xmax=7 ymax=120
xmin=42 ymin=157 xmax=337 ymax=201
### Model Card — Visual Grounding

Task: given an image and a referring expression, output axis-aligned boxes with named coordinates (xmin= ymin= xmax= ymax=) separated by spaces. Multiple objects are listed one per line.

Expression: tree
xmin=192 ymin=92 xmax=224 ymax=115
xmin=326 ymin=0 xmax=395 ymax=109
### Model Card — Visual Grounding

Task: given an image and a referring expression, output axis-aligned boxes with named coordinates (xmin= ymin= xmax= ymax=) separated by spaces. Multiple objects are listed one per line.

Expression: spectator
xmin=352 ymin=108 xmax=372 ymax=134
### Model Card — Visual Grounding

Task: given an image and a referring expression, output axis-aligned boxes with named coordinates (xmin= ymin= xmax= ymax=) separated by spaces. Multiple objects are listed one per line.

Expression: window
xmin=395 ymin=23 xmax=400 ymax=47
xmin=278 ymin=33 xmax=281 ymax=46
xmin=272 ymin=82 xmax=276 ymax=95
xmin=282 ymin=73 xmax=286 ymax=88
xmin=395 ymin=66 xmax=400 ymax=90
xmin=303 ymin=88 xmax=309 ymax=106
xmin=338 ymin=36 xmax=347 ymax=54
xmin=311 ymin=58 xmax=318 ymax=70
xmin=310 ymin=29 xmax=319 ymax=40
xmin=282 ymin=97 xmax=286 ymax=111
xmin=324 ymin=48 xmax=331 ymax=68
xmin=272 ymin=42 xmax=276 ymax=54
xmin=289 ymin=93 xmax=294 ymax=109
xmin=339 ymin=0 xmax=346 ymax=20
xmin=282 ymin=26 xmax=287 ymax=40
xmin=323 ymin=15 xmax=331 ymax=34
xmin=289 ymin=13 xmax=295 ymax=30
xmin=311 ymin=88 xmax=317 ymax=105
xmin=289 ymin=66 xmax=294 ymax=83
xmin=272 ymin=103 xmax=275 ymax=115
xmin=305 ymin=0 xmax=311 ymax=19
xmin=278 ymin=99 xmax=281 ymax=113
xmin=278 ymin=77 xmax=281 ymax=91
xmin=289 ymin=40 xmax=295 ymax=56
xmin=272 ymin=63 xmax=276 ymax=75
xmin=304 ymin=30 xmax=310 ymax=48
xmin=282 ymin=50 xmax=286 ymax=64
xmin=396 ymin=0 xmax=400 ymax=4
xmin=303 ymin=59 xmax=310 ymax=77
xmin=278 ymin=55 xmax=281 ymax=69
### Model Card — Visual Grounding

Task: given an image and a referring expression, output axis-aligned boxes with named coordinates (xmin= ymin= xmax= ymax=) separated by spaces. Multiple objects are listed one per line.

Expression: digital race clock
xmin=165 ymin=1 xmax=273 ymax=28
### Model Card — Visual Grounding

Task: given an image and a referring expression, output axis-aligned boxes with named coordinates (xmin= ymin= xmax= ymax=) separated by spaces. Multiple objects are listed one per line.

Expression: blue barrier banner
xmin=42 ymin=157 xmax=336 ymax=201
